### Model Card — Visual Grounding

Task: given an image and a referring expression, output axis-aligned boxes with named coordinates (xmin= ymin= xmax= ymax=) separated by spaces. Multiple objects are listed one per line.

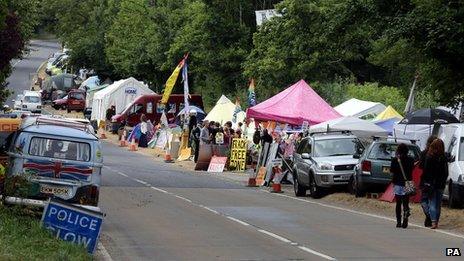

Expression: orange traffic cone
xmin=270 ymin=166 xmax=283 ymax=193
xmin=119 ymin=130 xmax=127 ymax=147
xmin=128 ymin=137 xmax=137 ymax=151
xmin=99 ymin=127 xmax=107 ymax=139
xmin=164 ymin=150 xmax=174 ymax=163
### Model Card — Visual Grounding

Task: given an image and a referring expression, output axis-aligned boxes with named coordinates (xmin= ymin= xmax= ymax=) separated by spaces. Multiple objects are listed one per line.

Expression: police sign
xmin=41 ymin=199 xmax=104 ymax=254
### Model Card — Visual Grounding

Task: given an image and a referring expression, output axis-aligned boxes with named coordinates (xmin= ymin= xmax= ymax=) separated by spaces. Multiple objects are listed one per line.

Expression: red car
xmin=53 ymin=90 xmax=86 ymax=112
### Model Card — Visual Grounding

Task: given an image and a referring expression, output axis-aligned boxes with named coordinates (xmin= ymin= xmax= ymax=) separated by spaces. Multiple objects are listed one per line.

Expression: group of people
xmin=391 ymin=136 xmax=449 ymax=229
xmin=190 ymin=120 xmax=244 ymax=163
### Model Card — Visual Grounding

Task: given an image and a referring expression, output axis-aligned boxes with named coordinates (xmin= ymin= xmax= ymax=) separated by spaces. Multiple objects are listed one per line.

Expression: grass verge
xmin=0 ymin=204 xmax=91 ymax=260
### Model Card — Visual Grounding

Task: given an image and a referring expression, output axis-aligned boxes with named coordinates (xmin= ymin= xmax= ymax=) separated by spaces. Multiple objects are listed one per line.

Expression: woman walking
xmin=390 ymin=143 xmax=415 ymax=228
xmin=419 ymin=135 xmax=437 ymax=227
xmin=139 ymin=114 xmax=148 ymax=148
xmin=422 ymin=139 xmax=449 ymax=229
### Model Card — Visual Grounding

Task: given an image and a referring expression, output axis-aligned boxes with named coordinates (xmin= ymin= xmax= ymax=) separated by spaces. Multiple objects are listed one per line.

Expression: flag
xmin=182 ymin=61 xmax=189 ymax=119
xmin=161 ymin=55 xmax=188 ymax=104
xmin=404 ymin=75 xmax=418 ymax=115
xmin=248 ymin=78 xmax=257 ymax=107
xmin=232 ymin=98 xmax=242 ymax=123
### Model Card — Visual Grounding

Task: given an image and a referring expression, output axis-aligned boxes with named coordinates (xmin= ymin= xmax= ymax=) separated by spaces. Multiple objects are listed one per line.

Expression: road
xmin=100 ymin=141 xmax=464 ymax=260
xmin=5 ymin=39 xmax=60 ymax=106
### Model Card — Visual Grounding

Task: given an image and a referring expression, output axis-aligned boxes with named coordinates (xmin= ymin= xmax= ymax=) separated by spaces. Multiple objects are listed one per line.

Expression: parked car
xmin=52 ymin=95 xmax=67 ymax=110
xmin=12 ymin=94 xmax=23 ymax=110
xmin=350 ymin=139 xmax=421 ymax=197
xmin=292 ymin=131 xmax=364 ymax=198
xmin=440 ymin=124 xmax=464 ymax=208
xmin=21 ymin=91 xmax=42 ymax=113
xmin=66 ymin=89 xmax=86 ymax=112
xmin=111 ymin=94 xmax=203 ymax=130
xmin=5 ymin=116 xmax=103 ymax=207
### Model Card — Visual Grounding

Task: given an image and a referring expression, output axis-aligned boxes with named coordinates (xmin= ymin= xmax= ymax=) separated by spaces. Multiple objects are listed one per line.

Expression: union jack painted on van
xmin=23 ymin=159 xmax=92 ymax=182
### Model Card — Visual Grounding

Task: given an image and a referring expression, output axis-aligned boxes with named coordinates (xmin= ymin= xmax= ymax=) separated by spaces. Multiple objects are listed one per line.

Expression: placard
xmin=229 ymin=138 xmax=247 ymax=172
xmin=41 ymin=199 xmax=104 ymax=254
xmin=256 ymin=166 xmax=267 ymax=186
xmin=207 ymin=156 xmax=227 ymax=173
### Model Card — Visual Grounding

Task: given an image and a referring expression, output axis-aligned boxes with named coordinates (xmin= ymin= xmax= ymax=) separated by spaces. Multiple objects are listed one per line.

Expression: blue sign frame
xmin=41 ymin=199 xmax=104 ymax=254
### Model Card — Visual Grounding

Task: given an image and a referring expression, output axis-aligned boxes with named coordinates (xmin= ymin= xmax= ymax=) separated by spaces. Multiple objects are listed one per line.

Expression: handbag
xmin=398 ymin=157 xmax=416 ymax=196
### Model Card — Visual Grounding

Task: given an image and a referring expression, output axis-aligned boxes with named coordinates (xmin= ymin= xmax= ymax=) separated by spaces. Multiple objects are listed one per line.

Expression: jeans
xmin=429 ymin=189 xmax=444 ymax=222
xmin=420 ymin=188 xmax=431 ymax=219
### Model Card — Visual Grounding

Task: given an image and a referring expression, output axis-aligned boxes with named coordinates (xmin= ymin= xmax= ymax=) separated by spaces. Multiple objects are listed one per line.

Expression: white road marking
xmin=150 ymin=186 xmax=168 ymax=194
xmin=201 ymin=206 xmax=219 ymax=215
xmin=226 ymin=216 xmax=250 ymax=226
xmin=257 ymin=229 xmax=292 ymax=243
xmin=174 ymin=195 xmax=192 ymax=203
xmin=298 ymin=246 xmax=336 ymax=261
xmin=118 ymin=172 xmax=128 ymax=177
xmin=263 ymin=189 xmax=464 ymax=240
xmin=133 ymin=179 xmax=148 ymax=185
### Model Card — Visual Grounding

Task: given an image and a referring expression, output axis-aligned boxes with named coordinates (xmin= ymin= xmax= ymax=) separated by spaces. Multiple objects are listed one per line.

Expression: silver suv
xmin=292 ymin=131 xmax=364 ymax=198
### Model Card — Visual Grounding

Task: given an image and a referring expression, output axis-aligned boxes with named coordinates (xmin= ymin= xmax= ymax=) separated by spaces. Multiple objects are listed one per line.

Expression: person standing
xmin=422 ymin=139 xmax=449 ymax=229
xmin=419 ymin=135 xmax=437 ymax=227
xmin=139 ymin=114 xmax=148 ymax=148
xmin=390 ymin=143 xmax=415 ymax=228
xmin=200 ymin=121 xmax=210 ymax=145
xmin=105 ymin=105 xmax=116 ymax=132
xmin=190 ymin=123 xmax=201 ymax=163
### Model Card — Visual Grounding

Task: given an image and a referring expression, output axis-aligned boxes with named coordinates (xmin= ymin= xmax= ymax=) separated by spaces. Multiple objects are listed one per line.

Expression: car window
xmin=458 ymin=138 xmax=464 ymax=161
xmin=29 ymin=137 xmax=90 ymax=162
xmin=297 ymin=139 xmax=308 ymax=154
xmin=70 ymin=93 xmax=84 ymax=100
xmin=314 ymin=138 xmax=361 ymax=157
xmin=368 ymin=143 xmax=419 ymax=160
xmin=24 ymin=96 xmax=40 ymax=103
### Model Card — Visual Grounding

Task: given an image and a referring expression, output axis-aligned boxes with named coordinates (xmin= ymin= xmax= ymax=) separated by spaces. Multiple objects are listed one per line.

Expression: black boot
xmin=402 ymin=210 xmax=410 ymax=228
xmin=424 ymin=215 xmax=432 ymax=227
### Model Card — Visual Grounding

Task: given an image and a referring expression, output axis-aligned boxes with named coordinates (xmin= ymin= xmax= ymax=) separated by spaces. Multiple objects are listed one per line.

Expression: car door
xmin=299 ymin=139 xmax=313 ymax=186
xmin=293 ymin=139 xmax=306 ymax=180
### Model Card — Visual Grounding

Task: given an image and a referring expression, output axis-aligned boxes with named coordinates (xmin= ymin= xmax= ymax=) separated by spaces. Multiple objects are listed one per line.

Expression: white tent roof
xmin=91 ymin=77 xmax=154 ymax=121
xmin=310 ymin=116 xmax=389 ymax=138
xmin=334 ymin=98 xmax=386 ymax=118
xmin=204 ymin=95 xmax=245 ymax=125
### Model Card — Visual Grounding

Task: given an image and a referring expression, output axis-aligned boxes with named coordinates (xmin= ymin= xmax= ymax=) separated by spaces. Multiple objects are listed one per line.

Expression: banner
xmin=161 ymin=55 xmax=187 ymax=104
xmin=182 ymin=61 xmax=189 ymax=119
xmin=232 ymin=98 xmax=241 ymax=123
xmin=248 ymin=78 xmax=257 ymax=107
xmin=207 ymin=156 xmax=227 ymax=172
xmin=229 ymin=138 xmax=247 ymax=172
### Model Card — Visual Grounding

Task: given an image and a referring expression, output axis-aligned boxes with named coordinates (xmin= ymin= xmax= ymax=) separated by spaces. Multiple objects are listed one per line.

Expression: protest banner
xmin=207 ymin=156 xmax=228 ymax=172
xmin=229 ymin=138 xmax=247 ymax=172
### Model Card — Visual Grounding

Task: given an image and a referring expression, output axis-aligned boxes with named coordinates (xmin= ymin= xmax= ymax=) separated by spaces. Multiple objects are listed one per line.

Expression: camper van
xmin=111 ymin=94 xmax=203 ymax=129
xmin=440 ymin=124 xmax=464 ymax=208
xmin=21 ymin=91 xmax=42 ymax=113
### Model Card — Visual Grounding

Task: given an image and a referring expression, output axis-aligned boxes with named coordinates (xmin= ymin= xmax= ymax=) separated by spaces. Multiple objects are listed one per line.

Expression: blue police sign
xmin=41 ymin=199 xmax=104 ymax=254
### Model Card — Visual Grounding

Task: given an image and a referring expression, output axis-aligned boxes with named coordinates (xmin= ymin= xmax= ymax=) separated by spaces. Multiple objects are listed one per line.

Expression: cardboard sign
xmin=41 ymin=199 xmax=104 ymax=254
xmin=229 ymin=138 xmax=247 ymax=172
xmin=207 ymin=156 xmax=227 ymax=172
xmin=271 ymin=158 xmax=282 ymax=167
xmin=256 ymin=166 xmax=267 ymax=186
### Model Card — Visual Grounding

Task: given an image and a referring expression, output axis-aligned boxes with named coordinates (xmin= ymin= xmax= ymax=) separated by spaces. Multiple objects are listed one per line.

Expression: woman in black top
xmin=418 ymin=135 xmax=437 ymax=227
xmin=421 ymin=138 xmax=448 ymax=229
xmin=390 ymin=143 xmax=415 ymax=228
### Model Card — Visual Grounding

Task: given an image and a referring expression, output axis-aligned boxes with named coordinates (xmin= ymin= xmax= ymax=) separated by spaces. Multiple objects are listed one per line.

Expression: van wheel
xmin=309 ymin=173 xmax=323 ymax=199
xmin=293 ymin=170 xmax=306 ymax=197
xmin=449 ymin=180 xmax=463 ymax=209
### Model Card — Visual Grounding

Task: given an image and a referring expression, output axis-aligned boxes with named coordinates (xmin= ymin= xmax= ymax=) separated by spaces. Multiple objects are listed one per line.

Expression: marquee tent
xmin=204 ymin=95 xmax=245 ymax=125
xmin=373 ymin=106 xmax=403 ymax=121
xmin=374 ymin=117 xmax=402 ymax=135
xmin=91 ymin=77 xmax=154 ymax=121
xmin=309 ymin=117 xmax=389 ymax=138
xmin=85 ymin=84 xmax=109 ymax=108
xmin=335 ymin=98 xmax=386 ymax=118
xmin=246 ymin=80 xmax=340 ymax=126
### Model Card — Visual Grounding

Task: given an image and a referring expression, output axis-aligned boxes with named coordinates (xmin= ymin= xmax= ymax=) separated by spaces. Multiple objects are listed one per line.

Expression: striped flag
xmin=161 ymin=54 xmax=188 ymax=104
xmin=232 ymin=98 xmax=241 ymax=123
xmin=248 ymin=78 xmax=257 ymax=107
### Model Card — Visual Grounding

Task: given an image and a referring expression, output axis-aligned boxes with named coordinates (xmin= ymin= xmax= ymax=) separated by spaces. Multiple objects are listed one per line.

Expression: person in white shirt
xmin=139 ymin=114 xmax=148 ymax=148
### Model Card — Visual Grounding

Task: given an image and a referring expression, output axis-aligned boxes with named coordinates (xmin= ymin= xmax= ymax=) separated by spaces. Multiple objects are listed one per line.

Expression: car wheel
xmin=293 ymin=170 xmax=306 ymax=197
xmin=61 ymin=105 xmax=66 ymax=110
xmin=53 ymin=105 xmax=59 ymax=110
xmin=449 ymin=180 xmax=463 ymax=209
xmin=67 ymin=108 xmax=71 ymax=113
xmin=309 ymin=173 xmax=323 ymax=199
xmin=350 ymin=175 xmax=365 ymax=198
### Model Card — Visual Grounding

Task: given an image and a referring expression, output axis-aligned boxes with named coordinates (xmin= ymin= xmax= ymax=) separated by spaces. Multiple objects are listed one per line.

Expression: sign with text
xmin=41 ymin=199 xmax=104 ymax=254
xmin=229 ymin=138 xmax=247 ymax=172
xmin=207 ymin=156 xmax=227 ymax=173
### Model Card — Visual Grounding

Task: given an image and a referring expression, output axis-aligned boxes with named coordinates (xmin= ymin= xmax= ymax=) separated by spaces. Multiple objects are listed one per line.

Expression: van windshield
xmin=459 ymin=138 xmax=464 ymax=161
xmin=29 ymin=137 xmax=90 ymax=161
xmin=24 ymin=96 xmax=40 ymax=103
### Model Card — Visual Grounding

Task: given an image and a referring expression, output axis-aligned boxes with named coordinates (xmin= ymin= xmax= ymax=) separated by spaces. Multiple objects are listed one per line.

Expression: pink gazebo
xmin=246 ymin=80 xmax=341 ymax=126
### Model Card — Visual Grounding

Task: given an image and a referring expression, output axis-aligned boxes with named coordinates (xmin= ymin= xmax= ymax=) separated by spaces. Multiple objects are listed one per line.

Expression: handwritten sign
xmin=41 ymin=199 xmax=104 ymax=254
xmin=207 ymin=156 xmax=227 ymax=172
xmin=229 ymin=138 xmax=247 ymax=172
xmin=256 ymin=167 xmax=267 ymax=186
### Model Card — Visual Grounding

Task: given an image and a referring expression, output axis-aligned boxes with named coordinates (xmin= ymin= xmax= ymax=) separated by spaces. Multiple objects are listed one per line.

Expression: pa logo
xmin=446 ymin=248 xmax=461 ymax=256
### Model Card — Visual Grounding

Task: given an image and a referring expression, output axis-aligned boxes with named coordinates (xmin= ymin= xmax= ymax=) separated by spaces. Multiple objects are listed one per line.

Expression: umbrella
xmin=177 ymin=105 xmax=205 ymax=116
xmin=401 ymin=108 xmax=459 ymax=125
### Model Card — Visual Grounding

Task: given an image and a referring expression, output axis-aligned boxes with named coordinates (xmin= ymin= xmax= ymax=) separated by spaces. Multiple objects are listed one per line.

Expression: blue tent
xmin=374 ymin=117 xmax=402 ymax=134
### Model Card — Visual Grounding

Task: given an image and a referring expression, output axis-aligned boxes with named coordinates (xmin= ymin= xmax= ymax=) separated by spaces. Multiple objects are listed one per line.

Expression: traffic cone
xmin=99 ymin=127 xmax=107 ymax=139
xmin=128 ymin=137 xmax=137 ymax=151
xmin=164 ymin=149 xmax=174 ymax=163
xmin=247 ymin=177 xmax=258 ymax=187
xmin=270 ymin=166 xmax=283 ymax=193
xmin=119 ymin=130 xmax=127 ymax=147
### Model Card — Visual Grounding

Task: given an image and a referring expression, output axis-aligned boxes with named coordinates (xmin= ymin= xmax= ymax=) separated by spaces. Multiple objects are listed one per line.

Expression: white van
xmin=440 ymin=124 xmax=464 ymax=208
xmin=21 ymin=91 xmax=42 ymax=113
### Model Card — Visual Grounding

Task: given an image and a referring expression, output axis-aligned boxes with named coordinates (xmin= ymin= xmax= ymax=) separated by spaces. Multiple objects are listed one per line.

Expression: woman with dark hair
xmin=139 ymin=114 xmax=148 ymax=148
xmin=422 ymin=139 xmax=448 ymax=229
xmin=390 ymin=143 xmax=415 ymax=228
xmin=419 ymin=135 xmax=437 ymax=227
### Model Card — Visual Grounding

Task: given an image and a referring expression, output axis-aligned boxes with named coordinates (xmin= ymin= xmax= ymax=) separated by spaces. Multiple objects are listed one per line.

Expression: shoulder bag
xmin=398 ymin=157 xmax=416 ymax=196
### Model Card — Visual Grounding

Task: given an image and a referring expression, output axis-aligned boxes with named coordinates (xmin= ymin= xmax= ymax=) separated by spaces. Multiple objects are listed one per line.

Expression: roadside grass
xmin=0 ymin=204 xmax=91 ymax=260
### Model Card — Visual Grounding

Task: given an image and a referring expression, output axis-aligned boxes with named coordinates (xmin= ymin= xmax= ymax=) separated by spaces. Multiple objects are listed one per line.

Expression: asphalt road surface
xmin=100 ymin=141 xmax=464 ymax=261
xmin=5 ymin=39 xmax=60 ymax=106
